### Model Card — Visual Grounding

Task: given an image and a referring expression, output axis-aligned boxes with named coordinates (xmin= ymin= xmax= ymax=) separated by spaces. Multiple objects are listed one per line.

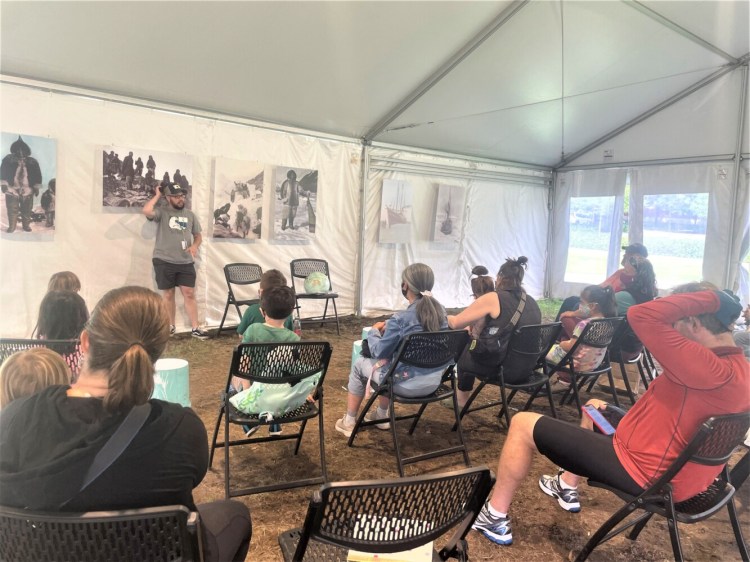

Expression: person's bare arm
xmin=448 ymin=292 xmax=500 ymax=329
xmin=143 ymin=190 xmax=162 ymax=219
xmin=188 ymin=233 xmax=202 ymax=258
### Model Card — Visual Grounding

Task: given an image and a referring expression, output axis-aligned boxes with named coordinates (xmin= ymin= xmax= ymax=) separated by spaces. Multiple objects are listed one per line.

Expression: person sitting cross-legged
xmin=471 ymin=285 xmax=748 ymax=546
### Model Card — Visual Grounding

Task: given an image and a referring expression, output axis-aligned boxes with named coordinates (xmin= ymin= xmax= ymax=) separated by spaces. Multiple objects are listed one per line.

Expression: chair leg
xmin=208 ymin=405 xmax=225 ymax=467
xmin=408 ymin=402 xmax=428 ymax=435
xmin=347 ymin=389 xmax=380 ymax=447
xmin=452 ymin=381 xmax=486 ymax=431
xmin=450 ymin=378 xmax=471 ymax=468
xmin=389 ymin=400 xmax=406 ymax=477
xmin=223 ymin=405 xmax=231 ymax=499
xmin=637 ymin=357 xmax=651 ymax=391
xmin=294 ymin=419 xmax=308 ymax=455
xmin=499 ymin=384 xmax=512 ymax=428
xmin=215 ymin=299 xmax=231 ymax=338
xmin=317 ymin=395 xmax=328 ymax=482
xmin=574 ymin=502 xmax=639 ymax=561
xmin=618 ymin=360 xmax=637 ymax=405
xmin=727 ymin=497 xmax=750 ymax=561
xmin=321 ymin=298 xmax=329 ymax=328
xmin=664 ymin=502 xmax=685 ymax=562
xmin=545 ymin=381 xmax=558 ymax=419
xmin=627 ymin=512 xmax=653 ymax=540
xmin=605 ymin=369 xmax=621 ymax=408
xmin=332 ymin=298 xmax=340 ymax=336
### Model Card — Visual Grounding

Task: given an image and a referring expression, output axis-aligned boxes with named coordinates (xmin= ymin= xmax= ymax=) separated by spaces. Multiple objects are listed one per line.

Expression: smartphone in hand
xmin=583 ymin=404 xmax=616 ymax=436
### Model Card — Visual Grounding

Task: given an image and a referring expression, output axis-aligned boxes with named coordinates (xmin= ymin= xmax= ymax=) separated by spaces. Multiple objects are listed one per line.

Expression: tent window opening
xmin=564 ymin=196 xmax=618 ymax=284
xmin=642 ymin=193 xmax=709 ymax=290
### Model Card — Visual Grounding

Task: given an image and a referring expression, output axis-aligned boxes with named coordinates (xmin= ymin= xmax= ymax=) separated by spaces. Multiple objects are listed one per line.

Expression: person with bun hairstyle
xmin=0 ymin=286 xmax=252 ymax=562
xmin=47 ymin=271 xmax=81 ymax=293
xmin=468 ymin=265 xmax=495 ymax=338
xmin=448 ymin=257 xmax=542 ymax=408
xmin=335 ymin=263 xmax=448 ymax=437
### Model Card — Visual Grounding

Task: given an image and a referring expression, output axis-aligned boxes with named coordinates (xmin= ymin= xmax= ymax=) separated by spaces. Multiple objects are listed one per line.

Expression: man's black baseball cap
xmin=162 ymin=182 xmax=186 ymax=196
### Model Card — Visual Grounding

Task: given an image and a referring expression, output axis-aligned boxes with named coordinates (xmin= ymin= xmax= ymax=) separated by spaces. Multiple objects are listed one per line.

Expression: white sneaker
xmin=364 ymin=409 xmax=391 ymax=430
xmin=335 ymin=416 xmax=356 ymax=438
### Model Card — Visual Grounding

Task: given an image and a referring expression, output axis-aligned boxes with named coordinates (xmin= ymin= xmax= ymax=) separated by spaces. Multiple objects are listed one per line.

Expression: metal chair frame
xmin=289 ymin=259 xmax=340 ymax=335
xmin=0 ymin=338 xmax=82 ymax=382
xmin=607 ymin=318 xmax=656 ymax=405
xmin=209 ymin=341 xmax=333 ymax=497
xmin=575 ymin=412 xmax=750 ymax=562
xmin=0 ymin=504 xmax=202 ymax=562
xmin=347 ymin=330 xmax=471 ymax=477
xmin=278 ymin=466 xmax=495 ymax=562
xmin=215 ymin=263 xmax=262 ymax=338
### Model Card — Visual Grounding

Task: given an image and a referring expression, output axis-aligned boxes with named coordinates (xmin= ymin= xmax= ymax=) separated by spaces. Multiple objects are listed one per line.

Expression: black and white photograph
xmin=378 ymin=179 xmax=412 ymax=244
xmin=272 ymin=165 xmax=318 ymax=242
xmin=0 ymin=132 xmax=57 ymax=237
xmin=212 ymin=157 xmax=264 ymax=240
xmin=102 ymin=145 xmax=193 ymax=211
xmin=431 ymin=184 xmax=466 ymax=244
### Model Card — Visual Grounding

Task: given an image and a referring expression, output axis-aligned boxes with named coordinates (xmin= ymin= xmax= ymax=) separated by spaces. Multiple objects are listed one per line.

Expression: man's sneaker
xmin=335 ymin=416 xmax=356 ymax=438
xmin=191 ymin=328 xmax=209 ymax=340
xmin=471 ymin=502 xmax=512 ymax=545
xmin=364 ymin=409 xmax=390 ymax=430
xmin=269 ymin=423 xmax=282 ymax=436
xmin=170 ymin=325 xmax=176 ymax=336
xmin=539 ymin=472 xmax=581 ymax=512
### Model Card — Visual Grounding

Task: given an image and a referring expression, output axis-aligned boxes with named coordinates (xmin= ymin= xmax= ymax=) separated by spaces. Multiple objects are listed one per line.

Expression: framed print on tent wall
xmin=431 ymin=184 xmax=465 ymax=245
xmin=212 ymin=157 xmax=264 ymax=240
xmin=101 ymin=145 xmax=194 ymax=211
xmin=0 ymin=132 xmax=57 ymax=238
xmin=271 ymin=166 xmax=318 ymax=242
xmin=378 ymin=179 xmax=412 ymax=244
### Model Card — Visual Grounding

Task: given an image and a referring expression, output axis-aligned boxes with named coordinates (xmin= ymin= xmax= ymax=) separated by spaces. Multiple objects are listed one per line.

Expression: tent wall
xmin=0 ymin=82 xmax=552 ymax=337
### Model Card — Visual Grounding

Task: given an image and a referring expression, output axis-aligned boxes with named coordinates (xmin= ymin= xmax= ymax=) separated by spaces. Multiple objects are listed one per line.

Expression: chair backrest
xmin=0 ymin=504 xmax=202 ymax=562
xmin=576 ymin=317 xmax=624 ymax=349
xmin=229 ymin=341 xmax=333 ymax=387
xmin=650 ymin=412 xmax=750 ymax=491
xmin=0 ymin=338 xmax=82 ymax=382
xmin=293 ymin=466 xmax=494 ymax=558
xmin=390 ymin=330 xmax=469 ymax=371
xmin=608 ymin=317 xmax=644 ymax=359
xmin=290 ymin=259 xmax=334 ymax=290
xmin=224 ymin=263 xmax=262 ymax=288
xmin=502 ymin=322 xmax=562 ymax=379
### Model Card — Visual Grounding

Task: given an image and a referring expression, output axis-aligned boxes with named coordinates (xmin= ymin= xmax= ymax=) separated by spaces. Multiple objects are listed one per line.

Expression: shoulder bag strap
xmin=506 ymin=291 xmax=527 ymax=331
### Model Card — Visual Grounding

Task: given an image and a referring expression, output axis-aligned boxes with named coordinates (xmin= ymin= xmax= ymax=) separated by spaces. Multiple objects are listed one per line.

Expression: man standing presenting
xmin=143 ymin=182 xmax=208 ymax=339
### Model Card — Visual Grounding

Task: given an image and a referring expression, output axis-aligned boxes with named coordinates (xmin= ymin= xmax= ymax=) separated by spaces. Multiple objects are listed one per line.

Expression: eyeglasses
xmin=169 ymin=194 xmax=186 ymax=199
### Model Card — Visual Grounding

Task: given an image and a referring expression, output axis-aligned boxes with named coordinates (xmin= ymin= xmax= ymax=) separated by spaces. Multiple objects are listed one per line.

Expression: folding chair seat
xmin=546 ymin=317 xmax=625 ymax=416
xmin=278 ymin=466 xmax=495 ymax=562
xmin=289 ymin=259 xmax=339 ymax=335
xmin=454 ymin=322 xmax=562 ymax=430
xmin=209 ymin=341 xmax=332 ymax=497
xmin=0 ymin=338 xmax=83 ymax=382
xmin=347 ymin=330 xmax=471 ymax=476
xmin=0 ymin=504 xmax=202 ymax=562
xmin=575 ymin=411 xmax=750 ymax=562
xmin=215 ymin=263 xmax=262 ymax=338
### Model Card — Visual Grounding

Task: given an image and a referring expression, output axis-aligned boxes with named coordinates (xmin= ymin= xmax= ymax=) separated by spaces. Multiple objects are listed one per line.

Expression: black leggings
xmin=197 ymin=500 xmax=252 ymax=562
xmin=533 ymin=416 xmax=643 ymax=496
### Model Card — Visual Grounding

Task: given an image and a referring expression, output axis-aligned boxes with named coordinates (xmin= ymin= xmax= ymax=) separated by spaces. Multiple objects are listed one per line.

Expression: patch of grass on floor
xmin=538 ymin=298 xmax=562 ymax=323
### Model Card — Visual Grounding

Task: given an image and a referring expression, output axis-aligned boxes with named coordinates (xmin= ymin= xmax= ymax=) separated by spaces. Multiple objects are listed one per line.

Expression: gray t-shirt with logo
xmin=150 ymin=206 xmax=201 ymax=265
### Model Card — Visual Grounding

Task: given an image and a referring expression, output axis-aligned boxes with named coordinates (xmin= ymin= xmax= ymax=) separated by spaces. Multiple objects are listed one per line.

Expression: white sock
xmin=487 ymin=504 xmax=507 ymax=518
xmin=376 ymin=406 xmax=389 ymax=417
xmin=345 ymin=413 xmax=357 ymax=425
xmin=558 ymin=473 xmax=577 ymax=490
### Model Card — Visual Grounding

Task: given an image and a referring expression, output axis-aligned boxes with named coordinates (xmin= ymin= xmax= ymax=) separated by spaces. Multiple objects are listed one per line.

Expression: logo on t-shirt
xmin=169 ymin=216 xmax=188 ymax=231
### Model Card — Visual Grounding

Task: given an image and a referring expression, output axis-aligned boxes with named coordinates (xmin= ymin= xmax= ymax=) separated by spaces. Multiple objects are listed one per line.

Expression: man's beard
xmin=170 ymin=200 xmax=185 ymax=210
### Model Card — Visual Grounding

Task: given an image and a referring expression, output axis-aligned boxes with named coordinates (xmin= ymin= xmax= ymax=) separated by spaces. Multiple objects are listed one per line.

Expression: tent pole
xmin=557 ymin=154 xmax=735 ymax=172
xmin=555 ymin=55 xmax=750 ymax=169
xmin=724 ymin=64 xmax=749 ymax=288
xmin=363 ymin=0 xmax=529 ymax=142
xmin=624 ymin=1 xmax=738 ymax=63
xmin=544 ymin=172 xmax=558 ymax=298
xmin=356 ymin=142 xmax=371 ymax=317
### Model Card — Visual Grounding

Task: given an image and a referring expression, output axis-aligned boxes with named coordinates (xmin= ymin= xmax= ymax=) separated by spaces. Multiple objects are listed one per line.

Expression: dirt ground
xmin=166 ymin=315 xmax=749 ymax=562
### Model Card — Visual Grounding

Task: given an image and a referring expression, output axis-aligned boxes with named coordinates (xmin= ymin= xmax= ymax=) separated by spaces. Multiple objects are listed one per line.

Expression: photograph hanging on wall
xmin=101 ymin=145 xmax=193 ymax=211
xmin=378 ymin=179 xmax=412 ymax=244
xmin=431 ymin=184 xmax=466 ymax=244
xmin=272 ymin=166 xmax=318 ymax=242
xmin=212 ymin=158 xmax=264 ymax=239
xmin=0 ymin=132 xmax=57 ymax=236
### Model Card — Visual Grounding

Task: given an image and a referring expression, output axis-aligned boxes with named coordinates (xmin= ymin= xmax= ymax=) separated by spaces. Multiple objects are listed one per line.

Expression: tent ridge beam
xmin=555 ymin=55 xmax=749 ymax=169
xmin=557 ymin=154 xmax=736 ymax=172
xmin=362 ymin=0 xmax=529 ymax=142
xmin=624 ymin=0 xmax=739 ymax=64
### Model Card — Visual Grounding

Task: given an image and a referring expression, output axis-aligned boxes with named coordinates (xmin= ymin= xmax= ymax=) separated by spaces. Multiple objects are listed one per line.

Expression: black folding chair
xmin=347 ymin=330 xmax=471 ymax=476
xmin=546 ymin=317 xmax=624 ymax=416
xmin=0 ymin=338 xmax=82 ymax=382
xmin=215 ymin=263 xmax=262 ymax=338
xmin=454 ymin=323 xmax=562 ymax=430
xmin=607 ymin=318 xmax=653 ymax=405
xmin=289 ymin=259 xmax=339 ymax=335
xmin=575 ymin=411 xmax=750 ymax=562
xmin=278 ymin=466 xmax=495 ymax=562
xmin=0 ymin=504 xmax=202 ymax=562
xmin=209 ymin=341 xmax=332 ymax=497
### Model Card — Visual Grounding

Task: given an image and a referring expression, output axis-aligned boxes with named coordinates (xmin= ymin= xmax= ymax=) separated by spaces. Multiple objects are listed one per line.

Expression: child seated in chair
xmin=236 ymin=269 xmax=294 ymax=340
xmin=232 ymin=285 xmax=305 ymax=436
xmin=0 ymin=348 xmax=71 ymax=408
xmin=547 ymin=285 xmax=616 ymax=393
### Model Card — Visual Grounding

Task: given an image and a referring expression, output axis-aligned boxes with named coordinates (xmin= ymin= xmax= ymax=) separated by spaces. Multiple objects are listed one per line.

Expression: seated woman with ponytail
xmin=335 ymin=263 xmax=448 ymax=438
xmin=0 ymin=286 xmax=251 ymax=562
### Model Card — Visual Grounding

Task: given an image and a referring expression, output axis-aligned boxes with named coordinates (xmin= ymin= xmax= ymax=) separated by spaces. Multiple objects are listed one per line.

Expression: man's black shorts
xmin=153 ymin=258 xmax=196 ymax=290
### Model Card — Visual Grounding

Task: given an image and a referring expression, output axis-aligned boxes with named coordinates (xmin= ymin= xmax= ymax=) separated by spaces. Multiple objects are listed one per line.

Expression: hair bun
xmin=516 ymin=256 xmax=528 ymax=267
xmin=471 ymin=265 xmax=489 ymax=276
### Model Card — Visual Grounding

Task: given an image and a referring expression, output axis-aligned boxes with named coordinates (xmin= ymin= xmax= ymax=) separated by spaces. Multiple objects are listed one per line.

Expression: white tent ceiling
xmin=1 ymin=1 xmax=748 ymax=168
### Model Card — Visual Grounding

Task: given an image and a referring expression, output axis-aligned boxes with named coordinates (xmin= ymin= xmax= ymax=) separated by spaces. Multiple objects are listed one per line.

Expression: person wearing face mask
xmin=547 ymin=285 xmax=617 ymax=392
xmin=335 ymin=263 xmax=448 ymax=438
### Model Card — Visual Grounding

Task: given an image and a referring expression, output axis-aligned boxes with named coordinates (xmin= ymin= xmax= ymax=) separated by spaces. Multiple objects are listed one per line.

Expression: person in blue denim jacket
xmin=335 ymin=263 xmax=448 ymax=437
